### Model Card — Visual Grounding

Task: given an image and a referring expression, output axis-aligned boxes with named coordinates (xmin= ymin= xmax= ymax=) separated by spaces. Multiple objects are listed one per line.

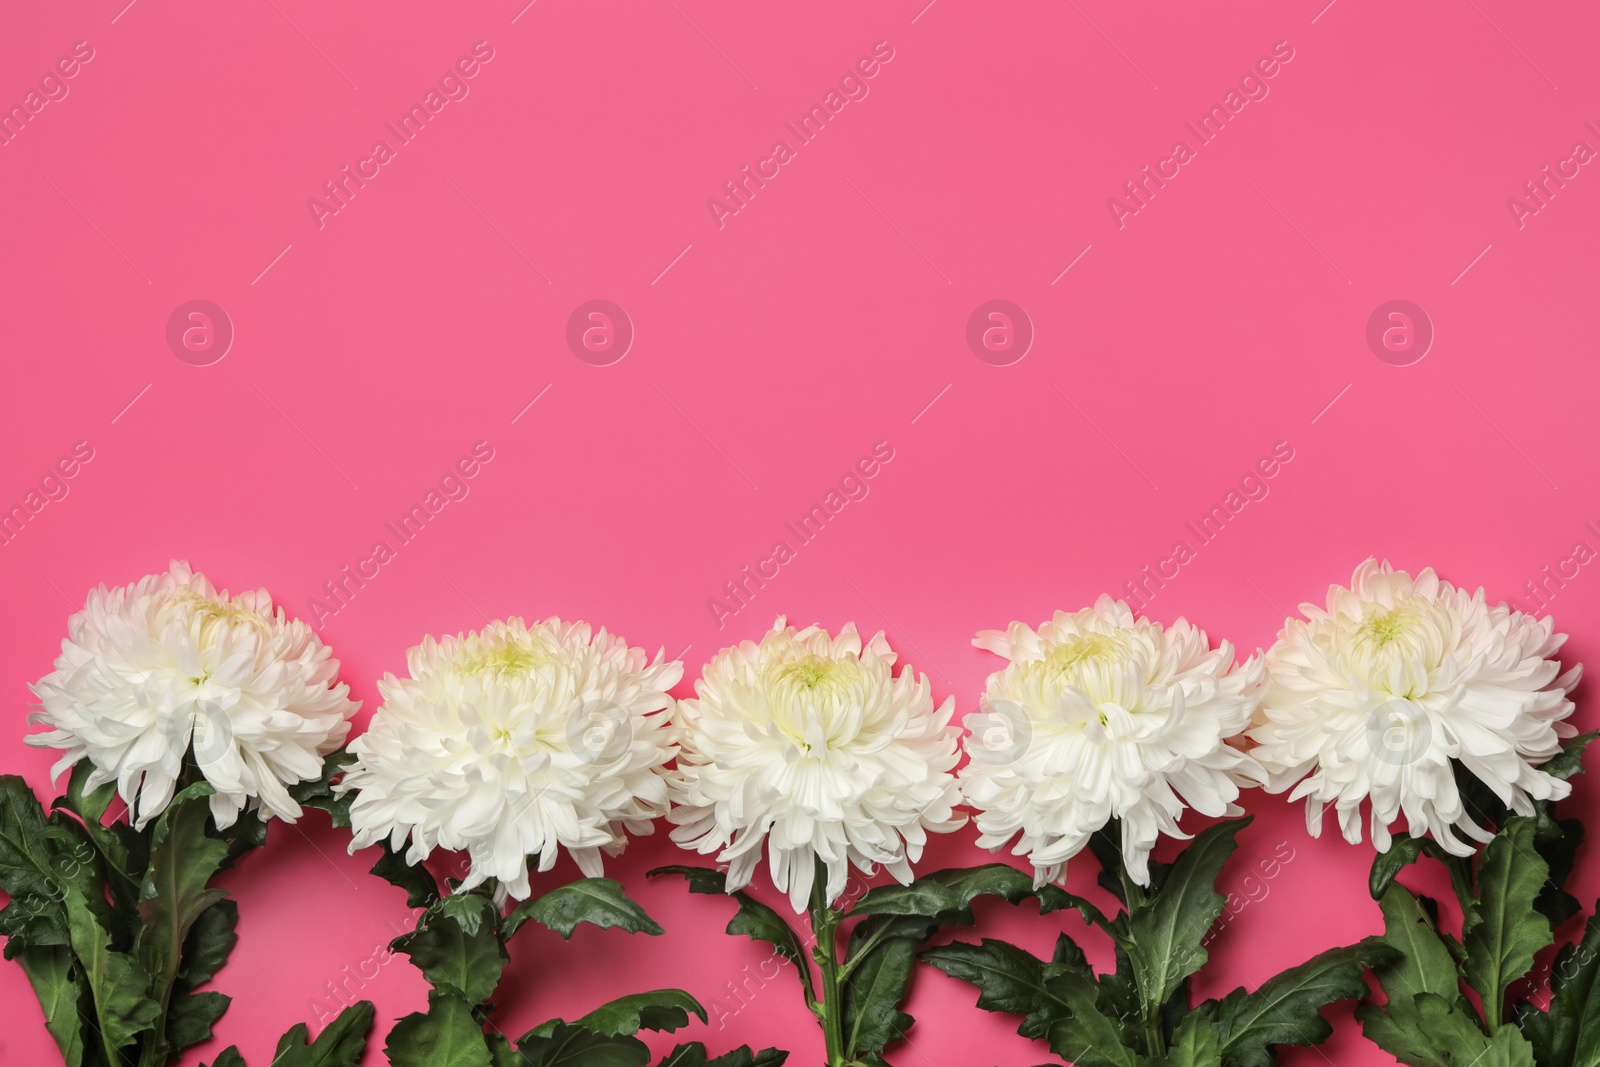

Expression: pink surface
xmin=2 ymin=1 xmax=1598 ymax=1063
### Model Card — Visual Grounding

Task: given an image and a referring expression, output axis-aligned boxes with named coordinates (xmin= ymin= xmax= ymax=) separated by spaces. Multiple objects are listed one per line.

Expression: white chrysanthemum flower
xmin=341 ymin=618 xmax=681 ymax=900
xmin=960 ymin=597 xmax=1264 ymax=887
xmin=667 ymin=619 xmax=964 ymax=913
xmin=1249 ymin=559 xmax=1581 ymax=855
xmin=27 ymin=561 xmax=359 ymax=830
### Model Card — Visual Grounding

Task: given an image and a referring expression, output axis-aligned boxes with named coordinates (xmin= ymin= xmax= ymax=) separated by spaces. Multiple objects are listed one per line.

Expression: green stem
xmin=810 ymin=859 xmax=848 ymax=1067
xmin=1442 ymin=856 xmax=1494 ymax=1029
xmin=1117 ymin=865 xmax=1166 ymax=1058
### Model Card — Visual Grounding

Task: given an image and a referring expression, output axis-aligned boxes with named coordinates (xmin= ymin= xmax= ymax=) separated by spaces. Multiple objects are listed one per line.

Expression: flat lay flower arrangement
xmin=0 ymin=558 xmax=1593 ymax=1067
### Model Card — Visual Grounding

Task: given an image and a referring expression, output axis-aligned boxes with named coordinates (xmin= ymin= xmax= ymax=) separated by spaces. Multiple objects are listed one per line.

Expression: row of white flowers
xmin=26 ymin=558 xmax=1581 ymax=913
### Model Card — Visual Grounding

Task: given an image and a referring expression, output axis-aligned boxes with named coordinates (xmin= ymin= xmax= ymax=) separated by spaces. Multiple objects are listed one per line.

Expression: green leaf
xmin=387 ymin=992 xmax=492 ymax=1067
xmin=59 ymin=760 xmax=117 ymax=825
xmin=1097 ymin=943 xmax=1143 ymax=1047
xmin=1089 ymin=823 xmax=1133 ymax=904
xmin=270 ymin=999 xmax=375 ymax=1067
xmin=1371 ymin=833 xmax=1447 ymax=900
xmin=0 ymin=887 xmax=66 ymax=956
xmin=168 ymin=989 xmax=231 ymax=1052
xmin=54 ymin=762 xmax=141 ymax=912
xmin=1521 ymin=902 xmax=1600 ymax=1067
xmin=922 ymin=938 xmax=1068 ymax=1040
xmin=1052 ymin=931 xmax=1089 ymax=970
xmin=288 ymin=751 xmax=358 ymax=829
xmin=1479 ymin=1023 xmax=1540 ymax=1067
xmin=0 ymin=775 xmax=96 ymax=953
xmin=1531 ymin=812 xmax=1585 ymax=926
xmin=1157 ymin=1012 xmax=1221 ymax=1067
xmin=1358 ymin=991 xmax=1516 ymax=1067
xmin=66 ymin=887 xmax=161 ymax=1055
xmin=648 ymin=866 xmax=809 ymax=999
xmin=507 ymin=877 xmax=664 ymax=940
xmin=180 ymin=898 xmax=239 ymax=990
xmin=570 ymin=989 xmax=708 ymax=1035
xmin=1540 ymin=730 xmax=1596 ymax=783
xmin=438 ymin=891 xmax=494 ymax=937
xmin=1372 ymin=885 xmax=1461 ymax=1007
xmin=1125 ymin=819 xmax=1245 ymax=1012
xmin=487 ymin=1033 xmax=527 ymax=1067
xmin=136 ymin=781 xmax=230 ymax=1004
xmin=1463 ymin=818 xmax=1552 ymax=1026
xmin=655 ymin=1044 xmax=790 ymax=1067
xmin=218 ymin=809 xmax=269 ymax=870
xmin=17 ymin=944 xmax=89 ymax=1067
xmin=1037 ymin=883 xmax=1122 ymax=938
xmin=1043 ymin=968 xmax=1146 ymax=1067
xmin=850 ymin=864 xmax=1036 ymax=919
xmin=370 ymin=842 xmax=440 ymax=909
xmin=203 ymin=1049 xmax=248 ymax=1067
xmin=1214 ymin=940 xmax=1392 ymax=1067
xmin=394 ymin=896 xmax=507 ymax=1006
xmin=512 ymin=1021 xmax=651 ymax=1066
xmin=842 ymin=936 xmax=917 ymax=1054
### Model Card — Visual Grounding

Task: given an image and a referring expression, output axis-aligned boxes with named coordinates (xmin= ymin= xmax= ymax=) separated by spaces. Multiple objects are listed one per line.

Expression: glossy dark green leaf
xmin=1125 ymin=820 xmax=1245 ymax=1011
xmin=1520 ymin=899 xmax=1600 ymax=1067
xmin=1463 ymin=818 xmax=1552 ymax=1026
xmin=850 ymin=864 xmax=1035 ymax=919
xmin=270 ymin=1000 xmax=375 ymax=1067
xmin=66 ymin=887 xmax=160 ymax=1055
xmin=569 ymin=989 xmax=707 ymax=1035
xmin=288 ymin=752 xmax=358 ymax=829
xmin=179 ymin=898 xmax=238 ymax=990
xmin=1096 ymin=942 xmax=1142 ymax=1047
xmin=654 ymin=1043 xmax=789 ymax=1067
xmin=394 ymin=898 xmax=507 ymax=1006
xmin=1037 ymin=883 xmax=1122 ymax=938
xmin=1371 ymin=885 xmax=1461 ymax=1008
xmin=1051 ymin=931 xmax=1089 ymax=970
xmin=54 ymin=763 xmax=140 ymax=911
xmin=133 ymin=782 xmax=230 ymax=1065
xmin=58 ymin=760 xmax=116 ymax=825
xmin=506 ymin=877 xmax=664 ymax=940
xmin=368 ymin=841 xmax=439 ymax=909
xmin=438 ymin=891 xmax=495 ymax=937
xmin=1042 ymin=968 xmax=1144 ymax=1067
xmin=1540 ymin=731 xmax=1596 ymax=783
xmin=167 ymin=989 xmax=231 ymax=1052
xmin=17 ymin=943 xmax=89 ymax=1067
xmin=0 ymin=775 xmax=92 ymax=952
xmin=387 ymin=993 xmax=491 ymax=1067
xmin=487 ymin=1033 xmax=527 ymax=1067
xmin=1214 ymin=940 xmax=1392 ymax=1067
xmin=1531 ymin=812 xmax=1585 ymax=926
xmin=1370 ymin=833 xmax=1446 ymax=900
xmin=203 ymin=1049 xmax=248 ymax=1067
xmin=512 ymin=1020 xmax=651 ymax=1066
xmin=1157 ymin=1012 xmax=1221 ymax=1067
xmin=922 ymin=938 xmax=1068 ymax=1040
xmin=216 ymin=808 xmax=269 ymax=873
xmin=842 ymin=936 xmax=916 ymax=1054
xmin=1360 ymin=992 xmax=1536 ymax=1067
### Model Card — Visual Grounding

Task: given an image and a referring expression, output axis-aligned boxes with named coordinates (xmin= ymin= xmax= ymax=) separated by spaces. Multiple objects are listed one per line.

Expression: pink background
xmin=2 ymin=1 xmax=1598 ymax=1063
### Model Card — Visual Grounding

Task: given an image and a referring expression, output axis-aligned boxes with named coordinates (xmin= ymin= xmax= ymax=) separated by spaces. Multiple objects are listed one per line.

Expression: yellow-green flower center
xmin=1361 ymin=605 xmax=1421 ymax=647
xmin=778 ymin=656 xmax=844 ymax=690
xmin=1044 ymin=634 xmax=1118 ymax=676
xmin=452 ymin=639 xmax=546 ymax=677
xmin=169 ymin=590 xmax=270 ymax=634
